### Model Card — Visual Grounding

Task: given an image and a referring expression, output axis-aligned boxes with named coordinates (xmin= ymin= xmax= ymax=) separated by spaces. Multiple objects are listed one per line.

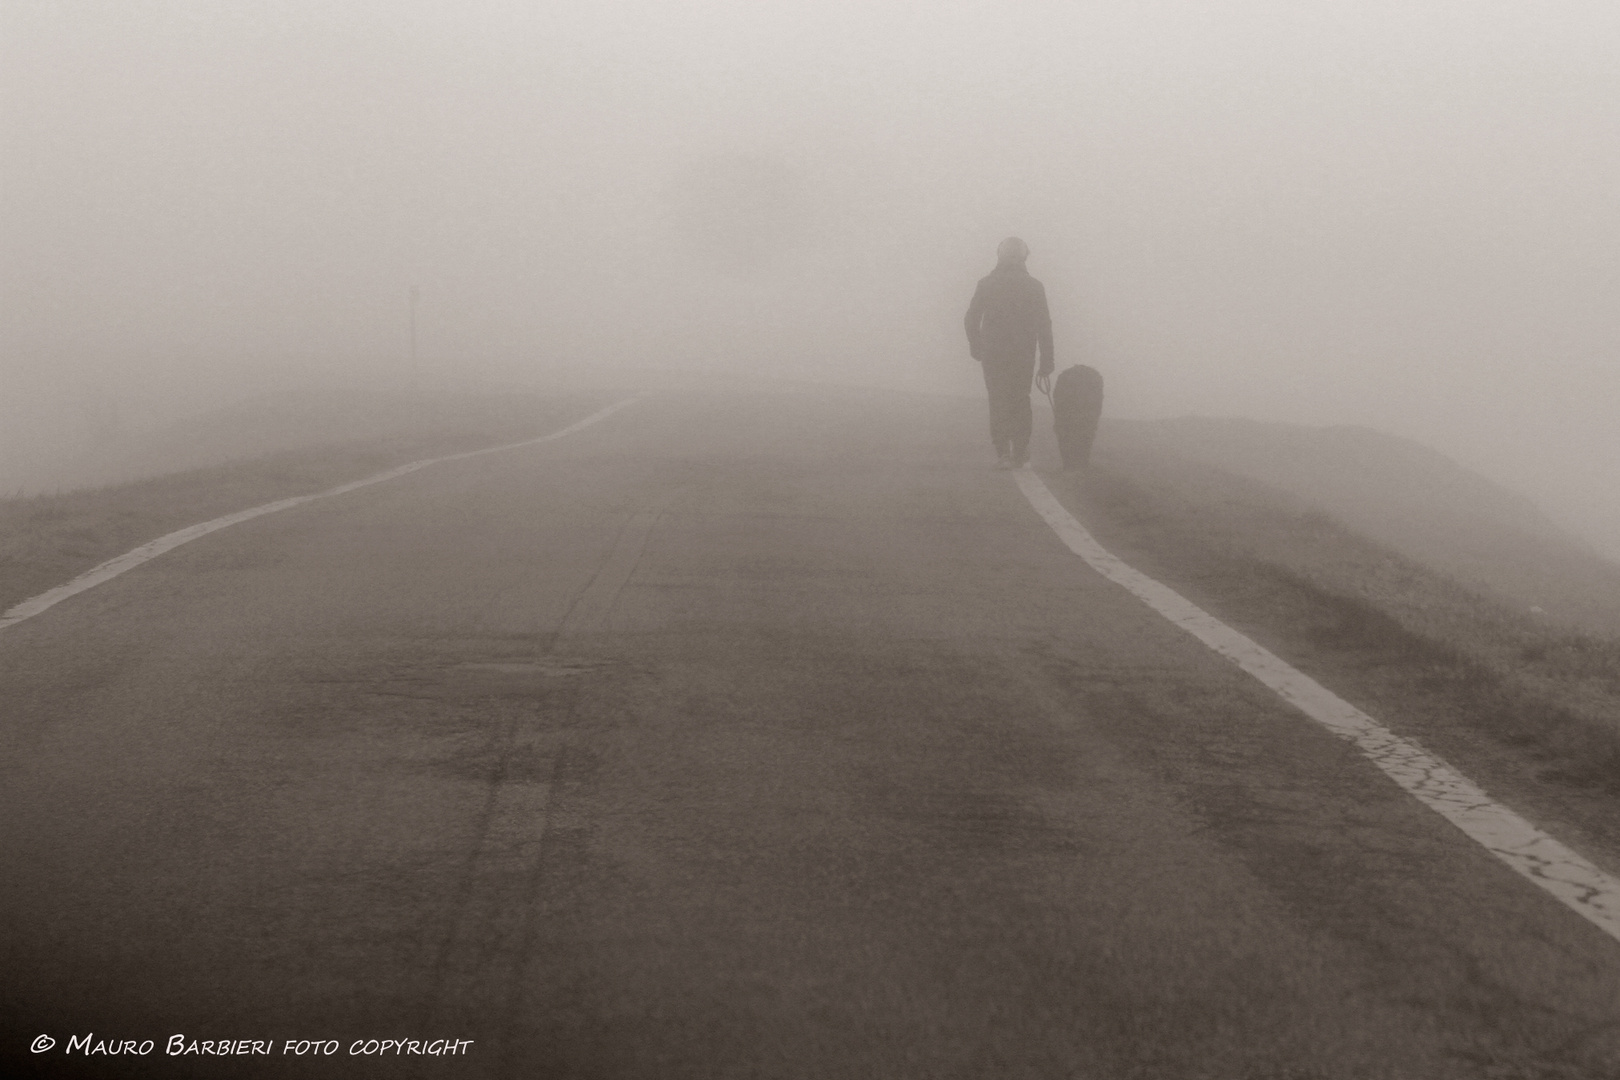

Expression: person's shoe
xmin=1011 ymin=449 xmax=1030 ymax=468
xmin=992 ymin=453 xmax=1014 ymax=470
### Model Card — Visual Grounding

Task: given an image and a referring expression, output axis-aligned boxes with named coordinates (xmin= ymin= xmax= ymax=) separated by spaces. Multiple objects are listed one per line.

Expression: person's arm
xmin=964 ymin=280 xmax=987 ymax=361
xmin=1035 ymin=281 xmax=1054 ymax=375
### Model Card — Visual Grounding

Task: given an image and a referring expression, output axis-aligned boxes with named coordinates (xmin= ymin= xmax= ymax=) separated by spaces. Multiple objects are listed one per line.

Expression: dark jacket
xmin=964 ymin=263 xmax=1053 ymax=369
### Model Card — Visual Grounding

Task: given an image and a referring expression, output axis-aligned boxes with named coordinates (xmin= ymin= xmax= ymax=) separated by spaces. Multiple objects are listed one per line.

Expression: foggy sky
xmin=4 ymin=1 xmax=1619 ymax=552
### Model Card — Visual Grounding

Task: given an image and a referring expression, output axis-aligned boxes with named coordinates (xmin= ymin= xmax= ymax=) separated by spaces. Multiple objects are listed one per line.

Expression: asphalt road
xmin=4 ymin=386 xmax=1620 ymax=1079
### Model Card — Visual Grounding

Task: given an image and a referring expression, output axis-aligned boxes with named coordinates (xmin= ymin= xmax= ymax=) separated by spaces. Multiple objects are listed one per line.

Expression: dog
xmin=1051 ymin=364 xmax=1104 ymax=471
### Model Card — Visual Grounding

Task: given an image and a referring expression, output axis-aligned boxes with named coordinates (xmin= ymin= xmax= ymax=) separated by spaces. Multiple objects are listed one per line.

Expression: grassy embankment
xmin=1066 ymin=421 xmax=1620 ymax=809
xmin=0 ymin=392 xmax=609 ymax=617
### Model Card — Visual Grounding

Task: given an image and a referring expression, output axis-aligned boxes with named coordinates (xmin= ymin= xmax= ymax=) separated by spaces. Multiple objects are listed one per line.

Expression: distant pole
xmin=408 ymin=285 xmax=420 ymax=395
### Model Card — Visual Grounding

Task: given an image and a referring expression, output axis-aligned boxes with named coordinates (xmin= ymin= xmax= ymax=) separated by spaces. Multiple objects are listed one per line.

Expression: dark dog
xmin=1052 ymin=364 xmax=1104 ymax=471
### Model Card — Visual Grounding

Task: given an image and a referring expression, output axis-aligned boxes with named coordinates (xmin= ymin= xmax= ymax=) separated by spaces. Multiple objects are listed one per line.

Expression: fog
xmin=5 ymin=1 xmax=1619 ymax=554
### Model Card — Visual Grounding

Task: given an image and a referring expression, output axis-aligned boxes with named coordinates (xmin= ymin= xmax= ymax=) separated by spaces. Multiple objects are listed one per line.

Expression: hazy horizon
xmin=5 ymin=0 xmax=1620 ymax=555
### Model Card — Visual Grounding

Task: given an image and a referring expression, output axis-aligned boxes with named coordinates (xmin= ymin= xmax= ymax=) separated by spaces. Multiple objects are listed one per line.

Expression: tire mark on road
xmin=422 ymin=488 xmax=680 ymax=1038
xmin=550 ymin=489 xmax=684 ymax=645
xmin=1015 ymin=467 xmax=1620 ymax=947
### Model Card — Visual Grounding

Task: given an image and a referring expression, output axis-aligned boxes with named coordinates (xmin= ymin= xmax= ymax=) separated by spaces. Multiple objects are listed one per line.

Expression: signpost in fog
xmin=409 ymin=284 xmax=420 ymax=398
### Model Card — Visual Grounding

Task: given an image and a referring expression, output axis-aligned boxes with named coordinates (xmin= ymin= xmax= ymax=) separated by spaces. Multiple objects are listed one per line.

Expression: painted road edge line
xmin=1013 ymin=466 xmax=1620 ymax=944
xmin=0 ymin=396 xmax=641 ymax=634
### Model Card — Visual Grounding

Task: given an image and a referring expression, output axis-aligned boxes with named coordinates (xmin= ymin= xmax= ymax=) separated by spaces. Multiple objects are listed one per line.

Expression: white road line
xmin=1014 ymin=467 xmax=1620 ymax=944
xmin=0 ymin=397 xmax=641 ymax=634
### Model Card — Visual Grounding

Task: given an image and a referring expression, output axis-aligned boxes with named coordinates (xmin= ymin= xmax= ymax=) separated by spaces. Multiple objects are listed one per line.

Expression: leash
xmin=1035 ymin=371 xmax=1053 ymax=408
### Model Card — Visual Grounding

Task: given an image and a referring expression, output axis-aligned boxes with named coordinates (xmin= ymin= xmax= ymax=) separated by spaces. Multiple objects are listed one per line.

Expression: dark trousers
xmin=980 ymin=355 xmax=1036 ymax=458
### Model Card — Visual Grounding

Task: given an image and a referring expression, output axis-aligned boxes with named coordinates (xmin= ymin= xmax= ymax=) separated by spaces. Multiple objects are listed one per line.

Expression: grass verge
xmin=1055 ymin=436 xmax=1620 ymax=847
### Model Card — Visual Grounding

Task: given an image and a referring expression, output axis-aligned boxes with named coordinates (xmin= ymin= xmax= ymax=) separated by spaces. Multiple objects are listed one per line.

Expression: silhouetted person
xmin=964 ymin=236 xmax=1053 ymax=469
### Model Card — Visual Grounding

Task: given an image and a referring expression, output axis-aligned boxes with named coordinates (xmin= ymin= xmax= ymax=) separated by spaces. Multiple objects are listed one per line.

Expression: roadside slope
xmin=1107 ymin=416 xmax=1620 ymax=637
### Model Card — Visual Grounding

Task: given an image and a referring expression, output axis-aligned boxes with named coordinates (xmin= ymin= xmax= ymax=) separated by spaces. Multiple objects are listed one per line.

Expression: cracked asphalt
xmin=4 ymin=386 xmax=1620 ymax=1078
